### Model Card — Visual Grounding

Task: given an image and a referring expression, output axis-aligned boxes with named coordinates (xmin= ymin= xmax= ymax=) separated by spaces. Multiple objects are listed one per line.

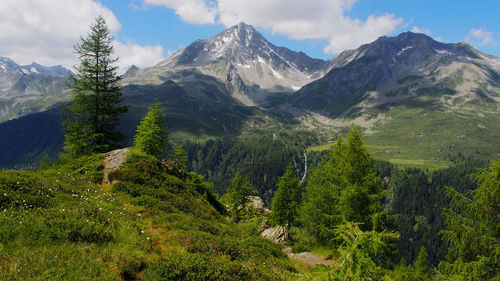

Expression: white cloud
xmin=144 ymin=0 xmax=403 ymax=54
xmin=412 ymin=26 xmax=431 ymax=35
xmin=466 ymin=28 xmax=496 ymax=47
xmin=217 ymin=0 xmax=403 ymax=54
xmin=0 ymin=0 xmax=164 ymax=73
xmin=323 ymin=14 xmax=404 ymax=53
xmin=144 ymin=0 xmax=217 ymax=25
xmin=113 ymin=41 xmax=165 ymax=72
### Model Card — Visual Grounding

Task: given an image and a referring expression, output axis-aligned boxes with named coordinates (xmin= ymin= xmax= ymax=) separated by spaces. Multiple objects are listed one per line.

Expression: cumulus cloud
xmin=466 ymin=28 xmax=496 ymax=47
xmin=145 ymin=0 xmax=403 ymax=54
xmin=217 ymin=0 xmax=403 ymax=54
xmin=113 ymin=41 xmax=165 ymax=71
xmin=0 ymin=0 xmax=165 ymax=73
xmin=411 ymin=26 xmax=431 ymax=35
xmin=144 ymin=0 xmax=217 ymax=25
xmin=323 ymin=14 xmax=403 ymax=53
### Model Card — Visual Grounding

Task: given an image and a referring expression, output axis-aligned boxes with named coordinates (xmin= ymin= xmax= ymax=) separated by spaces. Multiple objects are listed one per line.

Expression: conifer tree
xmin=270 ymin=162 xmax=301 ymax=227
xmin=134 ymin=103 xmax=168 ymax=156
xmin=300 ymin=126 xmax=386 ymax=243
xmin=63 ymin=15 xmax=127 ymax=156
xmin=438 ymin=155 xmax=500 ymax=280
xmin=38 ymin=152 xmax=52 ymax=170
xmin=226 ymin=172 xmax=257 ymax=222
xmin=414 ymin=246 xmax=431 ymax=280
xmin=332 ymin=222 xmax=399 ymax=280
xmin=170 ymin=144 xmax=189 ymax=169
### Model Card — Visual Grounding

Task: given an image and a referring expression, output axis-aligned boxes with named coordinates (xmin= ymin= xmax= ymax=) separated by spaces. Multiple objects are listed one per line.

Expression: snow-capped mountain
xmin=293 ymin=32 xmax=500 ymax=116
xmin=0 ymin=57 xmax=72 ymax=121
xmin=0 ymin=57 xmax=71 ymax=78
xmin=2 ymin=27 xmax=500 ymax=169
xmin=124 ymin=23 xmax=327 ymax=104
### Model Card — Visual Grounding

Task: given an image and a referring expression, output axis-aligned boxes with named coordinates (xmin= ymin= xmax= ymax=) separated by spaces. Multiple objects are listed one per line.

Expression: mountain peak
xmin=234 ymin=21 xmax=253 ymax=30
xmin=124 ymin=65 xmax=139 ymax=77
xmin=131 ymin=22 xmax=326 ymax=94
xmin=227 ymin=22 xmax=257 ymax=34
xmin=0 ymin=56 xmax=16 ymax=65
xmin=214 ymin=22 xmax=263 ymax=48
xmin=173 ymin=22 xmax=273 ymax=67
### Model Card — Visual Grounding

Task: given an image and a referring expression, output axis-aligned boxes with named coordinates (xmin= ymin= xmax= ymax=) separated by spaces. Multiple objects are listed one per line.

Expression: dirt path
xmin=282 ymin=246 xmax=334 ymax=266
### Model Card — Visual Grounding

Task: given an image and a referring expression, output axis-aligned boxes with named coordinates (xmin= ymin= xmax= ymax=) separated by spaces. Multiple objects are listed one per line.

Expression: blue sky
xmin=104 ymin=0 xmax=500 ymax=61
xmin=0 ymin=0 xmax=499 ymax=71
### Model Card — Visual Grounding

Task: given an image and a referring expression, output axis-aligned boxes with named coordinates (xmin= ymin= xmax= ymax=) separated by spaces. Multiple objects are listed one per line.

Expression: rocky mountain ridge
xmin=0 ymin=57 xmax=72 ymax=121
xmin=293 ymin=32 xmax=500 ymax=117
xmin=124 ymin=22 xmax=328 ymax=105
xmin=1 ymin=25 xmax=500 ymax=168
xmin=0 ymin=57 xmax=71 ymax=78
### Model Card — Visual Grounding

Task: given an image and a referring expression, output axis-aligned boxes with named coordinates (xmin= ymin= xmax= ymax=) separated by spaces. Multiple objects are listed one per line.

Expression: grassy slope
xmin=309 ymin=98 xmax=500 ymax=170
xmin=366 ymin=100 xmax=500 ymax=168
xmin=0 ymin=152 xmax=311 ymax=280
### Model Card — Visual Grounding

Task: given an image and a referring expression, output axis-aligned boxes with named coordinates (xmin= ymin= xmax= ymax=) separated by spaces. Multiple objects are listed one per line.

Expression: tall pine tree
xmin=270 ymin=162 xmax=301 ymax=227
xmin=300 ymin=126 xmax=385 ymax=243
xmin=63 ymin=15 xmax=127 ymax=156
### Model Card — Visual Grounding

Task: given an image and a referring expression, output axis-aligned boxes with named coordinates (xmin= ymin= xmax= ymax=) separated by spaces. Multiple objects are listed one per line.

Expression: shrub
xmin=143 ymin=253 xmax=268 ymax=281
xmin=131 ymin=195 xmax=174 ymax=213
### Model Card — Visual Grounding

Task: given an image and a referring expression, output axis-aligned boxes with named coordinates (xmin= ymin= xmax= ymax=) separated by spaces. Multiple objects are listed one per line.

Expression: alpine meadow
xmin=0 ymin=2 xmax=499 ymax=280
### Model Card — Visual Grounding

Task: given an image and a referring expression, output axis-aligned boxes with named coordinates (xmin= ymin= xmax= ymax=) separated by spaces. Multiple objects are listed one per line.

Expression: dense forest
xmin=180 ymin=131 xmax=324 ymax=205
xmin=391 ymin=156 xmax=486 ymax=265
xmin=178 ymin=132 xmax=491 ymax=270
xmin=178 ymin=126 xmax=498 ymax=279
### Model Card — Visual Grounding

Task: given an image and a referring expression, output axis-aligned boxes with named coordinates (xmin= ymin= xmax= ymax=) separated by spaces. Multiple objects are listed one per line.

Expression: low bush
xmin=143 ymin=253 xmax=279 ymax=281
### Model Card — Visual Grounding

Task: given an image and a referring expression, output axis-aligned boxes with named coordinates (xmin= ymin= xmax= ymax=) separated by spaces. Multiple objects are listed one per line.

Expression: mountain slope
xmin=2 ymin=30 xmax=500 ymax=169
xmin=293 ymin=32 xmax=500 ymax=116
xmin=0 ymin=152 xmax=296 ymax=280
xmin=0 ymin=57 xmax=72 ymax=122
xmin=294 ymin=32 xmax=500 ymax=162
xmin=0 ymin=107 xmax=64 ymax=169
xmin=124 ymin=22 xmax=327 ymax=106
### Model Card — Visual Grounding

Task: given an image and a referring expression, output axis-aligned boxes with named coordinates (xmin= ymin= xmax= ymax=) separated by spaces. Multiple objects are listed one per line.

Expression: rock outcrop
xmin=102 ymin=147 xmax=130 ymax=186
xmin=261 ymin=225 xmax=288 ymax=243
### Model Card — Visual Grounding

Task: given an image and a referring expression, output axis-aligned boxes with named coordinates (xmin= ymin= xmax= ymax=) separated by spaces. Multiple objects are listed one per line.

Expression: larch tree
xmin=134 ymin=103 xmax=168 ymax=157
xmin=170 ymin=144 xmax=189 ymax=170
xmin=63 ymin=15 xmax=128 ymax=156
xmin=226 ymin=172 xmax=257 ymax=222
xmin=438 ymin=155 xmax=500 ymax=280
xmin=270 ymin=162 xmax=301 ymax=227
xmin=299 ymin=126 xmax=387 ymax=243
xmin=414 ymin=246 xmax=431 ymax=280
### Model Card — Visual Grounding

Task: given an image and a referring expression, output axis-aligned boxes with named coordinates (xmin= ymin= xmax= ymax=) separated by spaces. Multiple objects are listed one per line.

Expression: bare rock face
xmin=247 ymin=196 xmax=271 ymax=214
xmin=261 ymin=225 xmax=288 ymax=243
xmin=102 ymin=147 xmax=130 ymax=186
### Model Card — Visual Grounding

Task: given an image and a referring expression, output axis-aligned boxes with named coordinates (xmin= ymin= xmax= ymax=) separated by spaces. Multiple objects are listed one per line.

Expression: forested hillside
xmin=390 ymin=156 xmax=486 ymax=265
xmin=1 ymin=126 xmax=498 ymax=280
xmin=181 ymin=132 xmax=323 ymax=204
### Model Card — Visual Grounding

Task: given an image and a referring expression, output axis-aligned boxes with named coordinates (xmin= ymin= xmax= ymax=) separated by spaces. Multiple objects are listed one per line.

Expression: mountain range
xmin=124 ymin=22 xmax=327 ymax=106
xmin=0 ymin=22 xmax=499 ymax=168
xmin=0 ymin=57 xmax=71 ymax=122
